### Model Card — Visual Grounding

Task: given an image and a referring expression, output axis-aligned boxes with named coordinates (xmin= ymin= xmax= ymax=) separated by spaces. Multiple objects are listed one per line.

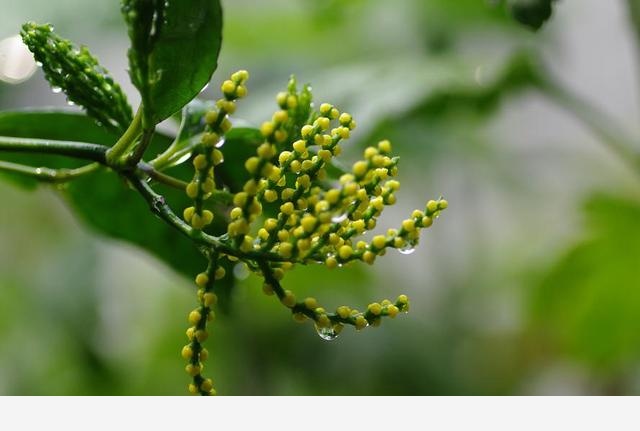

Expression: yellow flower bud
xmin=336 ymin=306 xmax=351 ymax=319
xmin=278 ymin=242 xmax=293 ymax=258
xmin=200 ymin=378 xmax=214 ymax=392
xmin=367 ymin=303 xmax=382 ymax=316
xmin=363 ymin=251 xmax=376 ymax=264
xmin=426 ymin=200 xmax=438 ymax=214
xmin=195 ymin=272 xmax=209 ymax=288
xmin=338 ymin=245 xmax=353 ymax=260
xmin=281 ymin=290 xmax=296 ymax=308
xmin=326 ymin=256 xmax=338 ymax=269
xmin=387 ymin=305 xmax=399 ymax=318
xmin=261 ymin=121 xmax=275 ymax=137
xmin=264 ymin=218 xmax=278 ymax=231
xmin=200 ymin=348 xmax=209 ymax=361
xmin=372 ymin=235 xmax=387 ymax=250
xmin=183 ymin=206 xmax=195 ymax=222
xmin=186 ymin=182 xmax=199 ymax=199
xmin=301 ymin=125 xmax=314 ymax=138
xmin=280 ymin=202 xmax=295 ymax=215
xmin=188 ymin=310 xmax=202 ymax=325
xmin=273 ymin=110 xmax=289 ymax=124
xmin=304 ymin=297 xmax=318 ymax=310
xmin=202 ymin=210 xmax=214 ymax=226
xmin=203 ymin=292 xmax=218 ymax=307
xmin=195 ymin=329 xmax=208 ymax=342
xmin=181 ymin=345 xmax=193 ymax=360
xmin=355 ymin=315 xmax=368 ymax=330
xmin=293 ymin=140 xmax=306 ymax=153
xmin=185 ymin=363 xmax=201 ymax=376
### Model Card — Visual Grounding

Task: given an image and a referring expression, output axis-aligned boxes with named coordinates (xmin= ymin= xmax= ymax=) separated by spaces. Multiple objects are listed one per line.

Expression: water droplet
xmin=34 ymin=168 xmax=43 ymax=175
xmin=215 ymin=138 xmax=225 ymax=148
xmin=35 ymin=61 xmax=43 ymax=67
xmin=51 ymin=86 xmax=62 ymax=94
xmin=199 ymin=82 xmax=210 ymax=94
xmin=397 ymin=245 xmax=415 ymax=255
xmin=331 ymin=213 xmax=347 ymax=223
xmin=314 ymin=324 xmax=339 ymax=341
xmin=233 ymin=263 xmax=250 ymax=280
xmin=67 ymin=100 xmax=75 ymax=106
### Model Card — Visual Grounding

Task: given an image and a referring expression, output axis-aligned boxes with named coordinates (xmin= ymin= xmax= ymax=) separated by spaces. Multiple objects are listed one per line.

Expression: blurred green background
xmin=1 ymin=0 xmax=640 ymax=395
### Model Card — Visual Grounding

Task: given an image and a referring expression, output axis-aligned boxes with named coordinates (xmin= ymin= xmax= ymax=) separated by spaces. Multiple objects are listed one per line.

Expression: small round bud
xmin=185 ymin=363 xmax=201 ymax=377
xmin=181 ymin=345 xmax=193 ymax=360
xmin=426 ymin=200 xmax=438 ymax=214
xmin=338 ymin=245 xmax=353 ymax=260
xmin=372 ymin=235 xmax=387 ymax=250
xmin=186 ymin=182 xmax=199 ymax=199
xmin=183 ymin=206 xmax=195 ymax=223
xmin=195 ymin=272 xmax=209 ymax=288
xmin=402 ymin=219 xmax=416 ymax=232
xmin=387 ymin=305 xmax=400 ymax=318
xmin=203 ymin=292 xmax=218 ymax=307
xmin=378 ymin=140 xmax=392 ymax=153
xmin=281 ymin=290 xmax=296 ymax=308
xmin=200 ymin=379 xmax=214 ymax=392
xmin=188 ymin=310 xmax=202 ymax=325
xmin=368 ymin=303 xmax=382 ymax=316
xmin=352 ymin=161 xmax=369 ymax=178
xmin=336 ymin=306 xmax=351 ymax=319
xmin=325 ymin=256 xmax=338 ymax=269
xmin=261 ymin=121 xmax=275 ymax=137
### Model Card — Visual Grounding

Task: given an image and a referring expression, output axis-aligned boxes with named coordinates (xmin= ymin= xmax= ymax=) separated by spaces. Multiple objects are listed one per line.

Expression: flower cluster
xmin=181 ymin=72 xmax=447 ymax=395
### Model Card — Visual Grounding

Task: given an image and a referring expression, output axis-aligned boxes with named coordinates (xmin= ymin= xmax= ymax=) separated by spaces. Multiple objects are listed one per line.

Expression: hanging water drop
xmin=314 ymin=323 xmax=339 ymax=341
xmin=397 ymin=244 xmax=415 ymax=255
xmin=331 ymin=212 xmax=347 ymax=223
xmin=233 ymin=263 xmax=250 ymax=280
xmin=51 ymin=86 xmax=62 ymax=93
xmin=215 ymin=137 xmax=225 ymax=148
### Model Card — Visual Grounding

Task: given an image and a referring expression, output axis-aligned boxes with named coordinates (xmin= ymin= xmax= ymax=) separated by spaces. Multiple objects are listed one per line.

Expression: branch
xmin=0 ymin=136 xmax=107 ymax=163
xmin=257 ymin=259 xmax=409 ymax=333
xmin=124 ymin=172 xmax=287 ymax=262
xmin=0 ymin=161 xmax=99 ymax=183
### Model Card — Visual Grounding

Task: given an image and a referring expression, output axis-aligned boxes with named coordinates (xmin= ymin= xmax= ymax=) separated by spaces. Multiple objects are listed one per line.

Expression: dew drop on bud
xmin=331 ymin=213 xmax=347 ymax=223
xmin=397 ymin=245 xmax=415 ymax=255
xmin=314 ymin=324 xmax=339 ymax=341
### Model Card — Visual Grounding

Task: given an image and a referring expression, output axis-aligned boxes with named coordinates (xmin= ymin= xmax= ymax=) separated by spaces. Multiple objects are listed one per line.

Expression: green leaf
xmin=530 ymin=194 xmax=640 ymax=372
xmin=20 ymin=23 xmax=133 ymax=133
xmin=0 ymin=111 xmax=233 ymax=297
xmin=507 ymin=0 xmax=556 ymax=30
xmin=122 ymin=0 xmax=223 ymax=126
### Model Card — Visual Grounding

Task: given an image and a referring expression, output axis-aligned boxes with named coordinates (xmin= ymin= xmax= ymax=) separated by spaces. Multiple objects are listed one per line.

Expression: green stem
xmin=106 ymin=107 xmax=143 ymax=165
xmin=127 ymin=126 xmax=155 ymax=167
xmin=0 ymin=161 xmax=99 ymax=183
xmin=125 ymin=172 xmax=286 ymax=262
xmin=0 ymin=136 xmax=107 ymax=163
xmin=538 ymin=80 xmax=640 ymax=176
xmin=137 ymin=162 xmax=189 ymax=190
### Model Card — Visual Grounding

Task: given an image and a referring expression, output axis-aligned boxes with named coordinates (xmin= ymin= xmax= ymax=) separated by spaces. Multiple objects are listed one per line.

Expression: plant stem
xmin=137 ymin=162 xmax=189 ymax=190
xmin=0 ymin=161 xmax=99 ymax=183
xmin=106 ymin=107 xmax=143 ymax=165
xmin=0 ymin=136 xmax=107 ymax=163
xmin=125 ymin=172 xmax=286 ymax=262
xmin=127 ymin=126 xmax=155 ymax=167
